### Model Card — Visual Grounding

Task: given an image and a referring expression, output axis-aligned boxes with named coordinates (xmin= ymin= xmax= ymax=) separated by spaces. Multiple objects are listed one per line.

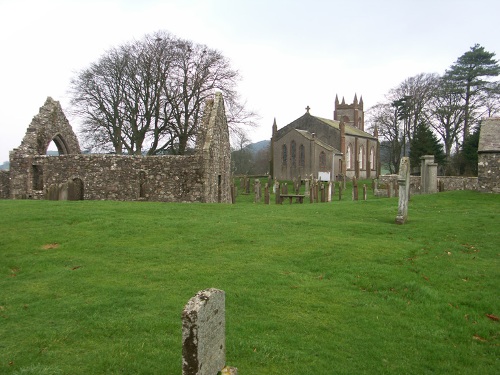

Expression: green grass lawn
xmin=1 ymin=186 xmax=499 ymax=374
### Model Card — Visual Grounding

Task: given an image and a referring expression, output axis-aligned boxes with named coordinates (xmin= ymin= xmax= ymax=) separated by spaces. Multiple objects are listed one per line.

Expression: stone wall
xmin=0 ymin=170 xmax=9 ymax=199
xmin=478 ymin=153 xmax=500 ymax=193
xmin=8 ymin=93 xmax=231 ymax=203
xmin=478 ymin=117 xmax=500 ymax=193
xmin=378 ymin=174 xmax=478 ymax=196
xmin=24 ymin=154 xmax=203 ymax=202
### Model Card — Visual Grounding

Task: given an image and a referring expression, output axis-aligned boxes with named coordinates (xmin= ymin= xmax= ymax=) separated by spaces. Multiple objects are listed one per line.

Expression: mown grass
xmin=0 ymin=185 xmax=499 ymax=374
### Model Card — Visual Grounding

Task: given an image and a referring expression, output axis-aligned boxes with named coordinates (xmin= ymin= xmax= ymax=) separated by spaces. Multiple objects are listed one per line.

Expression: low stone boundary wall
xmin=377 ymin=174 xmax=478 ymax=196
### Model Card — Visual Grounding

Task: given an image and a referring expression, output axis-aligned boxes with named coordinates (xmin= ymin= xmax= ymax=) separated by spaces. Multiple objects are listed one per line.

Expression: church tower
xmin=334 ymin=94 xmax=364 ymax=131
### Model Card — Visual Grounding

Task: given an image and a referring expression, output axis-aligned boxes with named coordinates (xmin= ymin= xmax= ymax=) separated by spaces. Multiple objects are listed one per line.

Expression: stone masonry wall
xmin=378 ymin=174 xmax=478 ymax=195
xmin=0 ymin=170 xmax=9 ymax=199
xmin=8 ymin=94 xmax=231 ymax=202
xmin=30 ymin=154 xmax=204 ymax=202
xmin=478 ymin=153 xmax=500 ymax=193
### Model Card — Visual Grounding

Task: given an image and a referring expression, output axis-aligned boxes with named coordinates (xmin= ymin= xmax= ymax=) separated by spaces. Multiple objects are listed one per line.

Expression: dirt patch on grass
xmin=42 ymin=243 xmax=60 ymax=250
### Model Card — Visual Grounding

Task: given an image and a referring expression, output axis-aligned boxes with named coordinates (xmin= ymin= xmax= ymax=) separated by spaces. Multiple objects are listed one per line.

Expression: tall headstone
xmin=182 ymin=289 xmax=226 ymax=375
xmin=420 ymin=155 xmax=438 ymax=194
xmin=396 ymin=157 xmax=410 ymax=224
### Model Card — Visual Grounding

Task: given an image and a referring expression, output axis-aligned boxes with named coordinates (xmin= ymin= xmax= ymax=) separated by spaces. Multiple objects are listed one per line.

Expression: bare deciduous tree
xmin=70 ymin=30 xmax=256 ymax=155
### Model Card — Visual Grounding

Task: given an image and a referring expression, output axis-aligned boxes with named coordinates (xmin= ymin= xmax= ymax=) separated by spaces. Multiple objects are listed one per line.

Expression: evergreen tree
xmin=460 ymin=128 xmax=480 ymax=176
xmin=409 ymin=122 xmax=445 ymax=172
xmin=444 ymin=44 xmax=500 ymax=144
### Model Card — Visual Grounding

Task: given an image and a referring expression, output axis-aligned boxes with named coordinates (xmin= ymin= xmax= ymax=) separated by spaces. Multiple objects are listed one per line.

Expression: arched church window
xmin=319 ymin=151 xmax=326 ymax=170
xmin=370 ymin=147 xmax=375 ymax=170
xmin=291 ymin=141 xmax=296 ymax=167
xmin=282 ymin=144 xmax=287 ymax=165
xmin=299 ymin=144 xmax=305 ymax=167
xmin=346 ymin=144 xmax=352 ymax=170
xmin=359 ymin=145 xmax=365 ymax=170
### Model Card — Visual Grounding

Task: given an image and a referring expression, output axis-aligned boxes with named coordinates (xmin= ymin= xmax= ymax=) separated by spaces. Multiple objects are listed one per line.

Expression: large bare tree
xmin=70 ymin=31 xmax=255 ymax=155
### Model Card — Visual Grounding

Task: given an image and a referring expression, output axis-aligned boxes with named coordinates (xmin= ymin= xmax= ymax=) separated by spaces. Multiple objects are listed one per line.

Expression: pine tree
xmin=444 ymin=44 xmax=500 ymax=143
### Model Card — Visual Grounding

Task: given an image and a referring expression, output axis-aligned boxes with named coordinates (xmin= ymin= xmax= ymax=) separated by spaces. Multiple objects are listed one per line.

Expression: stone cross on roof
xmin=305 ymin=105 xmax=310 ymax=113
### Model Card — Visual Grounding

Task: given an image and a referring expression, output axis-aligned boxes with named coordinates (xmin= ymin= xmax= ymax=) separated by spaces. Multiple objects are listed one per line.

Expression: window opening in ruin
xmin=32 ymin=165 xmax=44 ymax=190
xmin=47 ymin=134 xmax=70 ymax=155
xmin=46 ymin=140 xmax=60 ymax=156
xmin=139 ymin=171 xmax=147 ymax=198
xmin=69 ymin=178 xmax=84 ymax=200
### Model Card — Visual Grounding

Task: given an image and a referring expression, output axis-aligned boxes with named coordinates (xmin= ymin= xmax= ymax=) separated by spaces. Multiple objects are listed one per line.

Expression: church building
xmin=271 ymin=95 xmax=379 ymax=181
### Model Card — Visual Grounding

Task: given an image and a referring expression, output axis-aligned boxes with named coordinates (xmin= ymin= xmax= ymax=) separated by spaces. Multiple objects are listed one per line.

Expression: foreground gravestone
xmin=182 ymin=289 xmax=226 ymax=375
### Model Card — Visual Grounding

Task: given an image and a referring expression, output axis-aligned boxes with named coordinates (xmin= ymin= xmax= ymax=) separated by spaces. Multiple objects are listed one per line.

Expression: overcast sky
xmin=1 ymin=0 xmax=499 ymax=162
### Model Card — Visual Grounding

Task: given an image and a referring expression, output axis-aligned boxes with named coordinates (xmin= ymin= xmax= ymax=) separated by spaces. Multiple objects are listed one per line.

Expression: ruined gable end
xmin=15 ymin=97 xmax=81 ymax=156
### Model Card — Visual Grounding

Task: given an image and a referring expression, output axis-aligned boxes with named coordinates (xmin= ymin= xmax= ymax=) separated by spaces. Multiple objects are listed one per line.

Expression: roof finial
xmin=305 ymin=105 xmax=310 ymax=113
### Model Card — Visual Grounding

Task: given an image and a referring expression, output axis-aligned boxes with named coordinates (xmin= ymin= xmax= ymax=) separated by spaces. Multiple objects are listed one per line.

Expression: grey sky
xmin=1 ymin=0 xmax=499 ymax=162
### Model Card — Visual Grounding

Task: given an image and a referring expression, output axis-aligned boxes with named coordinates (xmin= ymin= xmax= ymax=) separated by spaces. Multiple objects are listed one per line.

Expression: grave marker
xmin=182 ymin=289 xmax=226 ymax=375
xmin=396 ymin=157 xmax=410 ymax=224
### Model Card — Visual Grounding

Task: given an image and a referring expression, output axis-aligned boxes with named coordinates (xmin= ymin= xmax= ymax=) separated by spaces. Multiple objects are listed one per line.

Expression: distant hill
xmin=245 ymin=139 xmax=269 ymax=153
xmin=0 ymin=161 xmax=9 ymax=170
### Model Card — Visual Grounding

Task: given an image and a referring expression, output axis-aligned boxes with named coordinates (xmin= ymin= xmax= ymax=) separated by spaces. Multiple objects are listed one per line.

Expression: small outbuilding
xmin=478 ymin=117 xmax=500 ymax=193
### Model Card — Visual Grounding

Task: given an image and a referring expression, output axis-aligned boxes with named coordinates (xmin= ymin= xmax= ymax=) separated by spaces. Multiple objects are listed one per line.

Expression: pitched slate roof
xmin=314 ymin=116 xmax=376 ymax=139
xmin=274 ymin=112 xmax=376 ymax=141
xmin=295 ymin=129 xmax=342 ymax=154
xmin=478 ymin=117 xmax=500 ymax=152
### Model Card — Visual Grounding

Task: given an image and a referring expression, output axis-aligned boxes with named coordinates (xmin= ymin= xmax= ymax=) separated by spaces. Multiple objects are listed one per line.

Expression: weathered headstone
xmin=254 ymin=179 xmax=261 ymax=203
xmin=363 ymin=184 xmax=367 ymax=201
xmin=264 ymin=183 xmax=270 ymax=205
xmin=182 ymin=289 xmax=226 ymax=375
xmin=396 ymin=157 xmax=410 ymax=225
xmin=275 ymin=183 xmax=281 ymax=204
xmin=304 ymin=179 xmax=310 ymax=197
xmin=327 ymin=181 xmax=332 ymax=202
xmin=420 ymin=155 xmax=438 ymax=194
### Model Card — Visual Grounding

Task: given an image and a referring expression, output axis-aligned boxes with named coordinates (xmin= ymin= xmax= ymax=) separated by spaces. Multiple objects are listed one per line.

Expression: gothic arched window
xmin=282 ymin=144 xmax=287 ymax=166
xmin=291 ymin=140 xmax=296 ymax=167
xmin=319 ymin=151 xmax=326 ymax=170
xmin=346 ymin=144 xmax=352 ymax=170
xmin=370 ymin=147 xmax=375 ymax=170
xmin=299 ymin=144 xmax=305 ymax=167
xmin=359 ymin=145 xmax=365 ymax=170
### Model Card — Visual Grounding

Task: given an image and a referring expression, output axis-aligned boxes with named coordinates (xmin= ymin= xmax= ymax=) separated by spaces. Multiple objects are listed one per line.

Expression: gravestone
xmin=363 ymin=184 xmax=367 ymax=201
xmin=396 ymin=157 xmax=410 ymax=224
xmin=304 ymin=179 xmax=310 ymax=197
xmin=264 ymin=183 xmax=270 ymax=204
xmin=254 ymin=179 xmax=261 ymax=203
xmin=420 ymin=155 xmax=438 ymax=194
xmin=327 ymin=181 xmax=332 ymax=202
xmin=182 ymin=289 xmax=226 ymax=375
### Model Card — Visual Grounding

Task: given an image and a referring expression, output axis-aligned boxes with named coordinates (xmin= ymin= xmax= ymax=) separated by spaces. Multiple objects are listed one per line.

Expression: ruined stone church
xmin=271 ymin=95 xmax=380 ymax=181
xmin=1 ymin=93 xmax=232 ymax=202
